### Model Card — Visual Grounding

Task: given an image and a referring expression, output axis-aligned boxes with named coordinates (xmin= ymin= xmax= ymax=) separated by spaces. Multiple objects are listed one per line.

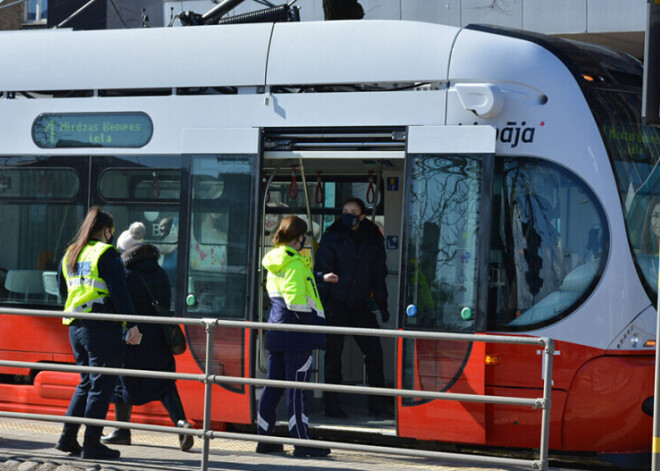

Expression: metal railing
xmin=0 ymin=306 xmax=554 ymax=471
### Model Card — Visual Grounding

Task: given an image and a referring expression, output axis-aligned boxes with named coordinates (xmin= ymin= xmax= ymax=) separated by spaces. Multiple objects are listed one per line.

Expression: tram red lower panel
xmin=562 ymin=355 xmax=653 ymax=452
xmin=397 ymin=335 xmax=653 ymax=454
xmin=0 ymin=325 xmax=253 ymax=430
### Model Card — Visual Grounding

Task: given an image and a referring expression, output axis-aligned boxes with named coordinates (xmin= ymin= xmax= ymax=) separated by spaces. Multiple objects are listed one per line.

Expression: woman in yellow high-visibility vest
xmin=257 ymin=215 xmax=331 ymax=458
xmin=54 ymin=207 xmax=141 ymax=461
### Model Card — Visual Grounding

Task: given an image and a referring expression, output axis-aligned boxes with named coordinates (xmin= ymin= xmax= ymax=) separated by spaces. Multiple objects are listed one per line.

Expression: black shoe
xmin=256 ymin=442 xmax=284 ymax=454
xmin=176 ymin=420 xmax=194 ymax=452
xmin=55 ymin=437 xmax=82 ymax=456
xmin=81 ymin=443 xmax=121 ymax=460
xmin=293 ymin=446 xmax=331 ymax=457
xmin=324 ymin=403 xmax=348 ymax=419
xmin=101 ymin=428 xmax=131 ymax=445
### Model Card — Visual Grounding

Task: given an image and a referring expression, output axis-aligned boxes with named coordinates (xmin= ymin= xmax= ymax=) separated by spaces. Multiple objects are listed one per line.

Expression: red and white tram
xmin=0 ymin=19 xmax=655 ymax=466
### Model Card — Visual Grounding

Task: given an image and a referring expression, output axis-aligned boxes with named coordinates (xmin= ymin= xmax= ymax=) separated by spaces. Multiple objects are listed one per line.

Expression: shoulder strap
xmin=136 ymin=273 xmax=159 ymax=308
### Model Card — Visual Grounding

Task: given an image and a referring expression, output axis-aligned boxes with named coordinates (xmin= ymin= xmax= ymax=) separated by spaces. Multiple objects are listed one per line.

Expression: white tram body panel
xmin=446 ymin=29 xmax=651 ymax=350
xmin=0 ymin=21 xmax=648 ymax=351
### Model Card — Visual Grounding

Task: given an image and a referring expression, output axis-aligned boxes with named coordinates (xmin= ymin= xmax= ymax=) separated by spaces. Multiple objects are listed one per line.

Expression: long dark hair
xmin=66 ymin=207 xmax=114 ymax=274
xmin=272 ymin=215 xmax=307 ymax=246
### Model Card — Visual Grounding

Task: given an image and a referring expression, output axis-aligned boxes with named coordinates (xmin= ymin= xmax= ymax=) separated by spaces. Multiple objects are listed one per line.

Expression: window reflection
xmin=402 ymin=155 xmax=482 ymax=398
xmin=490 ymin=158 xmax=607 ymax=330
xmin=404 ymin=155 xmax=482 ymax=332
xmin=187 ymin=156 xmax=253 ymax=318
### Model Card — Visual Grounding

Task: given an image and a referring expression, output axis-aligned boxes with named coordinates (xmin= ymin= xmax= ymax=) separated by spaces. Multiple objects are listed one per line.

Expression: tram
xmin=0 ymin=19 xmax=656 ymax=466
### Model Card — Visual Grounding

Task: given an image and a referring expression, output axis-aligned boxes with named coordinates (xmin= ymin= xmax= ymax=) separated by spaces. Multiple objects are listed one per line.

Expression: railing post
xmin=538 ymin=337 xmax=554 ymax=471
xmin=200 ymin=320 xmax=216 ymax=471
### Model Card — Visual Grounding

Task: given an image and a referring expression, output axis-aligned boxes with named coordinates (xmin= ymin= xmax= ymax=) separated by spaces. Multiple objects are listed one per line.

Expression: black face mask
xmin=299 ymin=235 xmax=306 ymax=250
xmin=341 ymin=213 xmax=360 ymax=229
xmin=106 ymin=231 xmax=114 ymax=245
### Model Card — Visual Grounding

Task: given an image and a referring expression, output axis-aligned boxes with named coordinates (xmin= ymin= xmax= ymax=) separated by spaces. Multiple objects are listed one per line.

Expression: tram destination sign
xmin=32 ymin=112 xmax=153 ymax=148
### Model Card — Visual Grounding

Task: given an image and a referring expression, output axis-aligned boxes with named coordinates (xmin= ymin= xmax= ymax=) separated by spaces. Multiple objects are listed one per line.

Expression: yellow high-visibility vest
xmin=61 ymin=241 xmax=114 ymax=325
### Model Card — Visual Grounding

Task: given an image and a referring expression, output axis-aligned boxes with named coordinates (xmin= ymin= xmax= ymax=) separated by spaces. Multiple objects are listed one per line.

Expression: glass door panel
xmin=398 ymin=125 xmax=494 ymax=444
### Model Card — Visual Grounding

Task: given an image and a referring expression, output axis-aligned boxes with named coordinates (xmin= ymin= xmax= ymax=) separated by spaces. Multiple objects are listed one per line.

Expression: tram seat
xmin=4 ymin=269 xmax=46 ymax=301
xmin=42 ymin=271 xmax=61 ymax=302
xmin=509 ymin=259 xmax=599 ymax=327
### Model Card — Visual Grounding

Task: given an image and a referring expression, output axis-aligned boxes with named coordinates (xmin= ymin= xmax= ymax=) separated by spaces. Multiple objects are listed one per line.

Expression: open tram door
xmin=256 ymin=128 xmax=406 ymax=434
xmin=398 ymin=126 xmax=495 ymax=444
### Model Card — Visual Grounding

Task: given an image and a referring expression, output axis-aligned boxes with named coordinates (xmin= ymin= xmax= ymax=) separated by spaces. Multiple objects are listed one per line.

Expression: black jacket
xmin=314 ymin=218 xmax=388 ymax=311
xmin=119 ymin=243 xmax=176 ymax=406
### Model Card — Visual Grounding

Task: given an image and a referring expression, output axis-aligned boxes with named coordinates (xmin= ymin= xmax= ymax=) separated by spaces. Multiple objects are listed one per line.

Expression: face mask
xmin=299 ymin=235 xmax=306 ymax=249
xmin=106 ymin=230 xmax=114 ymax=245
xmin=341 ymin=213 xmax=360 ymax=229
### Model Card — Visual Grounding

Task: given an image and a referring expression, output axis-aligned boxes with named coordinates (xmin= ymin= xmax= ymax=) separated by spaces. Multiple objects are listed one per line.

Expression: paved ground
xmin=0 ymin=418 xmax=581 ymax=471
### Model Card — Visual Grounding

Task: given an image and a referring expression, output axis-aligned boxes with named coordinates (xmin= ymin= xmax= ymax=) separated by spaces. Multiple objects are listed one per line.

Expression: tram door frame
xmin=398 ymin=125 xmax=495 ymax=443
xmin=254 ymin=143 xmax=406 ymax=422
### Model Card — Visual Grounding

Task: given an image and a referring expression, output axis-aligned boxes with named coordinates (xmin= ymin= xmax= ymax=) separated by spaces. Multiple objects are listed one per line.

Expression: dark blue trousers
xmin=257 ymin=350 xmax=312 ymax=440
xmin=62 ymin=320 xmax=122 ymax=447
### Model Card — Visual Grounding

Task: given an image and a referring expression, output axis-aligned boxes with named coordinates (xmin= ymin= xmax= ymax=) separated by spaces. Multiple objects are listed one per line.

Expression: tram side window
xmin=489 ymin=158 xmax=607 ymax=331
xmin=0 ymin=163 xmax=84 ymax=306
xmin=96 ymin=165 xmax=181 ymax=308
xmin=187 ymin=156 xmax=255 ymax=318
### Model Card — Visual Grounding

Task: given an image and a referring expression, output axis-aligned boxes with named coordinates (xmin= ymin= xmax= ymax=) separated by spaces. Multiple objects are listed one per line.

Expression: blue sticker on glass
xmin=386 ymin=235 xmax=399 ymax=250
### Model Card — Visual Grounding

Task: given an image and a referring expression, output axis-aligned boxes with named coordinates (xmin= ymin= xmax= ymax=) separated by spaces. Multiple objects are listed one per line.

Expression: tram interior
xmin=257 ymin=156 xmax=403 ymax=432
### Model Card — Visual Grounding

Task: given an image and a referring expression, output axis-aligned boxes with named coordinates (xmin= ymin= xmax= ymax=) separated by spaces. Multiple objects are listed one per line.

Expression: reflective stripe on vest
xmin=61 ymin=241 xmax=115 ymax=325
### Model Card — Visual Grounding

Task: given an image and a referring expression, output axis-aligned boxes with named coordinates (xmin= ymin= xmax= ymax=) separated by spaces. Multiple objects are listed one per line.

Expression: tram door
xmin=177 ymin=128 xmax=261 ymax=426
xmin=256 ymin=149 xmax=404 ymax=426
xmin=398 ymin=126 xmax=495 ymax=443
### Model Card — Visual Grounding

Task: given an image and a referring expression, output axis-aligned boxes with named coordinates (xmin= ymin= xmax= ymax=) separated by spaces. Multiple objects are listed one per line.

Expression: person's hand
xmin=323 ymin=273 xmax=339 ymax=283
xmin=380 ymin=309 xmax=390 ymax=323
xmin=126 ymin=326 xmax=142 ymax=345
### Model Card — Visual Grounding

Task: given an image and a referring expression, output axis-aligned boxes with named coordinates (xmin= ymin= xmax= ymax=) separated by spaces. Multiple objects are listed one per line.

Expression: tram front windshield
xmin=572 ymin=54 xmax=660 ymax=301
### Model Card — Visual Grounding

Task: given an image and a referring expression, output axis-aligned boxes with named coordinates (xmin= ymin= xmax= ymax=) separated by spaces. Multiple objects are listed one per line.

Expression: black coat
xmin=119 ymin=244 xmax=176 ymax=406
xmin=314 ymin=218 xmax=388 ymax=311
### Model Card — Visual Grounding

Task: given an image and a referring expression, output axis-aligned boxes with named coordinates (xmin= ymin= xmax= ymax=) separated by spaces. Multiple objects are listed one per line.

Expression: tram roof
xmin=0 ymin=20 xmax=458 ymax=92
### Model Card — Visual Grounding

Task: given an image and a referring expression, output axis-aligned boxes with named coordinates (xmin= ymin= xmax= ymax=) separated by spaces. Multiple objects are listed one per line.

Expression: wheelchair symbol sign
xmin=386 ymin=235 xmax=399 ymax=250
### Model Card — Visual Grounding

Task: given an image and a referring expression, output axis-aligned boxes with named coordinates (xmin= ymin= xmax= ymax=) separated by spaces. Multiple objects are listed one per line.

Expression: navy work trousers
xmin=63 ymin=320 xmax=123 ymax=447
xmin=257 ymin=350 xmax=313 ymax=440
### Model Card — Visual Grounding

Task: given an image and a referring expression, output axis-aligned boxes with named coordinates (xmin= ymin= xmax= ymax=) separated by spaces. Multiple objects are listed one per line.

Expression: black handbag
xmin=137 ymin=274 xmax=187 ymax=356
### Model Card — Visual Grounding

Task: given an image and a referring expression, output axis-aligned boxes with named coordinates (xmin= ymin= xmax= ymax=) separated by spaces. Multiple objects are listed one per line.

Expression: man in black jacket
xmin=315 ymin=198 xmax=391 ymax=419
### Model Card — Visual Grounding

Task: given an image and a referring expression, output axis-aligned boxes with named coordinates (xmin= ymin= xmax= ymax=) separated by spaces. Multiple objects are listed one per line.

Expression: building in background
xmin=0 ymin=0 xmax=163 ymax=30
